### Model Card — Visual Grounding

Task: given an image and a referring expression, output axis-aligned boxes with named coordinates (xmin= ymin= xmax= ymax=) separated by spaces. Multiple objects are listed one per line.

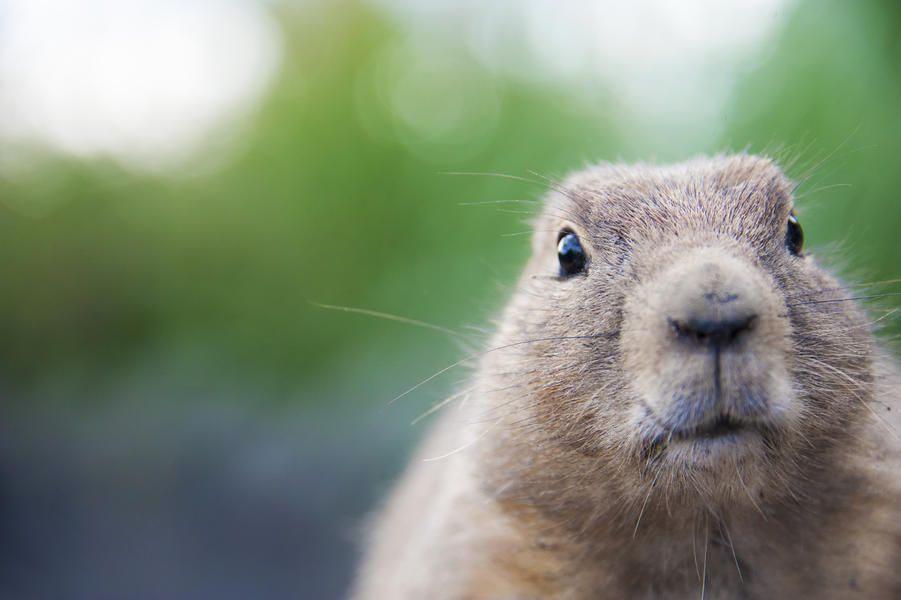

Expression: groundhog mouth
xmin=642 ymin=408 xmax=772 ymax=461
xmin=666 ymin=414 xmax=753 ymax=442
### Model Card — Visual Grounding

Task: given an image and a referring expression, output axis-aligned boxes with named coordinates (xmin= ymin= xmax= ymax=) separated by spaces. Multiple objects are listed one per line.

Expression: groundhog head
xmin=482 ymin=155 xmax=874 ymax=516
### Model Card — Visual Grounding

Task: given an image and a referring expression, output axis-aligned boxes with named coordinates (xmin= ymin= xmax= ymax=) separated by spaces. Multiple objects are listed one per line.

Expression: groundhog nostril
xmin=669 ymin=312 xmax=757 ymax=346
xmin=702 ymin=291 xmax=739 ymax=304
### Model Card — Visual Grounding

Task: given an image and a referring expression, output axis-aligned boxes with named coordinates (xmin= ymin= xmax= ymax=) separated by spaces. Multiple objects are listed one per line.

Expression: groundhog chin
xmin=616 ymin=396 xmax=792 ymax=509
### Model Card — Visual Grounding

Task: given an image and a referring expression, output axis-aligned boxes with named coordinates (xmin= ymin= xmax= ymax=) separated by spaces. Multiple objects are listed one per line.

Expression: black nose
xmin=669 ymin=311 xmax=756 ymax=347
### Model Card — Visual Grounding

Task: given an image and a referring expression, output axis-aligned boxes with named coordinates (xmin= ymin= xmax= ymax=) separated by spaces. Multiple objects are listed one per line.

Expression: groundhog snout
xmin=665 ymin=259 xmax=762 ymax=351
xmin=622 ymin=244 xmax=795 ymax=434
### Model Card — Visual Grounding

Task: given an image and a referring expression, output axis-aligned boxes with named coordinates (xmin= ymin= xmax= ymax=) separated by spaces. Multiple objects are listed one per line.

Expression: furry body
xmin=352 ymin=156 xmax=901 ymax=599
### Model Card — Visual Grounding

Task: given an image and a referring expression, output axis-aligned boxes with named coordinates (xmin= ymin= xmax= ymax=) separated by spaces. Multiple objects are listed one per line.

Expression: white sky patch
xmin=371 ymin=0 xmax=794 ymax=155
xmin=0 ymin=0 xmax=282 ymax=172
xmin=0 ymin=0 xmax=792 ymax=173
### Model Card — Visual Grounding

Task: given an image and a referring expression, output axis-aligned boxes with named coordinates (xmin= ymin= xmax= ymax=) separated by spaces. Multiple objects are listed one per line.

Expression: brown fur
xmin=351 ymin=155 xmax=901 ymax=599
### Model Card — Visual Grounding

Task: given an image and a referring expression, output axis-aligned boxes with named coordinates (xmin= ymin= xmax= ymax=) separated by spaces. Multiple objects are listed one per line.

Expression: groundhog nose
xmin=662 ymin=256 xmax=763 ymax=349
xmin=669 ymin=309 xmax=757 ymax=348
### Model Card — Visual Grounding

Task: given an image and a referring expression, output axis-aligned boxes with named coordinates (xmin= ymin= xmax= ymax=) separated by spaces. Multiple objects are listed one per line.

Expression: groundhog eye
xmin=557 ymin=231 xmax=587 ymax=276
xmin=786 ymin=212 xmax=804 ymax=256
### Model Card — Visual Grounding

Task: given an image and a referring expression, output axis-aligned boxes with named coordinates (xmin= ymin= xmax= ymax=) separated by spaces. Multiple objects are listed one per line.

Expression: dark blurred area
xmin=0 ymin=0 xmax=898 ymax=598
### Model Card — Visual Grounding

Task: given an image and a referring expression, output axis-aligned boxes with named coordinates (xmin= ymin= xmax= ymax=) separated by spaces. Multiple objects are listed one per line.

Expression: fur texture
xmin=351 ymin=155 xmax=901 ymax=599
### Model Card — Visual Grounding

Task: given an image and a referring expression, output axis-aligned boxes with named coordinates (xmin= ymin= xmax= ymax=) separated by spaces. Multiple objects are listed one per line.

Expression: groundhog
xmin=351 ymin=155 xmax=901 ymax=599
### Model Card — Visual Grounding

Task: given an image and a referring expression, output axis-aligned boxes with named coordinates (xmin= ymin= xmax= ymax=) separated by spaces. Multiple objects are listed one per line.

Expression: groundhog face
xmin=486 ymin=155 xmax=874 ymax=509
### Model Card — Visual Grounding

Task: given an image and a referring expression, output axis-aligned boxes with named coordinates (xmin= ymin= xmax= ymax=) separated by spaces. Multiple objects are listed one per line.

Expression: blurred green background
xmin=0 ymin=0 xmax=898 ymax=598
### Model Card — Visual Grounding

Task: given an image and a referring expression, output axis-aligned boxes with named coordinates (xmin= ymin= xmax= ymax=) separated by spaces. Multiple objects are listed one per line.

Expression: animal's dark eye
xmin=786 ymin=212 xmax=804 ymax=256
xmin=557 ymin=231 xmax=587 ymax=276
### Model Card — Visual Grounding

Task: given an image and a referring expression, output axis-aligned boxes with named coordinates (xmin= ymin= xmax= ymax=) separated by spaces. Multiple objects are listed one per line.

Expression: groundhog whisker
xmin=632 ymin=470 xmax=662 ymax=539
xmin=691 ymin=516 xmax=701 ymax=581
xmin=390 ymin=333 xmax=616 ymax=405
xmin=458 ymin=200 xmax=586 ymax=227
xmin=790 ymin=125 xmax=861 ymax=186
xmin=783 ymin=277 xmax=901 ymax=299
xmin=792 ymin=309 xmax=899 ymax=337
xmin=421 ymin=416 xmax=504 ymax=462
xmin=311 ymin=302 xmax=464 ymax=339
xmin=733 ymin=460 xmax=766 ymax=519
xmin=799 ymin=355 xmax=900 ymax=442
xmin=785 ymin=291 xmax=901 ymax=308
xmin=410 ymin=386 xmax=476 ymax=426
xmin=526 ymin=169 xmax=595 ymax=211
xmin=793 ymin=182 xmax=853 ymax=199
xmin=458 ymin=198 xmax=539 ymax=206
xmin=441 ymin=170 xmax=547 ymax=186
xmin=482 ymin=208 xmax=537 ymax=216
xmin=718 ymin=518 xmax=744 ymax=583
xmin=701 ymin=520 xmax=711 ymax=600
xmin=444 ymin=170 xmax=586 ymax=211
